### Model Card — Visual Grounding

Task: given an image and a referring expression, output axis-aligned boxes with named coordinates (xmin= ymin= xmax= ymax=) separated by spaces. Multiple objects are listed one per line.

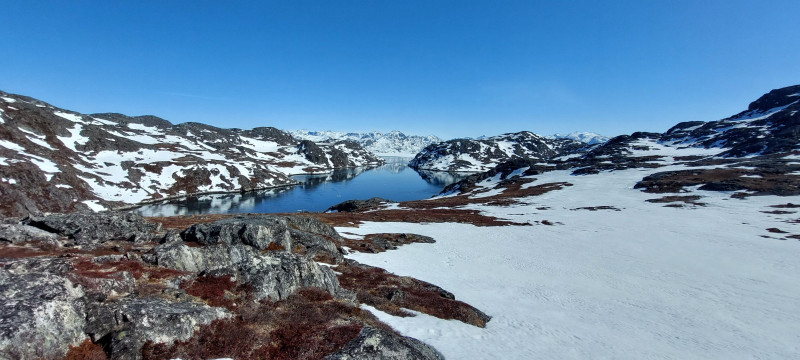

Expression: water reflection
xmin=135 ymin=157 xmax=473 ymax=217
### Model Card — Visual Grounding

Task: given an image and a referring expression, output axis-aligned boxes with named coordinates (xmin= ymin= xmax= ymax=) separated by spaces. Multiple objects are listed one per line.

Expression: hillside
xmin=0 ymin=91 xmax=384 ymax=217
xmin=409 ymin=131 xmax=587 ymax=172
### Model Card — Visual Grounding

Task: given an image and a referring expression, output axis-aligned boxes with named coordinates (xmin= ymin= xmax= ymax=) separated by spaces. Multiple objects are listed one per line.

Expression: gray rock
xmin=326 ymin=326 xmax=444 ymax=360
xmin=151 ymin=241 xmax=350 ymax=301
xmin=0 ymin=265 xmax=86 ymax=359
xmin=25 ymin=211 xmax=160 ymax=245
xmin=0 ymin=222 xmax=61 ymax=244
xmin=85 ymin=296 xmax=230 ymax=360
xmin=181 ymin=216 xmax=292 ymax=250
xmin=237 ymin=251 xmax=343 ymax=301
xmin=326 ymin=197 xmax=396 ymax=213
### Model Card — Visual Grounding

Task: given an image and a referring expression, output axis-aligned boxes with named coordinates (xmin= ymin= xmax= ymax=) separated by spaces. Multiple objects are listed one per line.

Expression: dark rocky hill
xmin=408 ymin=131 xmax=587 ymax=172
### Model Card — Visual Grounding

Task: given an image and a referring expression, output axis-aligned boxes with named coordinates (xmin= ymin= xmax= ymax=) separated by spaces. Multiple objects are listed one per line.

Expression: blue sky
xmin=2 ymin=1 xmax=799 ymax=140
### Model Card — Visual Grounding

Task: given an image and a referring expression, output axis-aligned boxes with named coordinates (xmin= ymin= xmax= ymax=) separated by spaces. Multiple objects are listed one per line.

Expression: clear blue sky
xmin=2 ymin=1 xmax=799 ymax=140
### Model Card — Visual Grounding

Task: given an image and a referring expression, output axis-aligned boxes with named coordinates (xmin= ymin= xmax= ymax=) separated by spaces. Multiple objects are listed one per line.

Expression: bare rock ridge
xmin=0 ymin=212 xmax=470 ymax=359
xmin=411 ymin=85 xmax=800 ymax=172
xmin=0 ymin=90 xmax=384 ymax=217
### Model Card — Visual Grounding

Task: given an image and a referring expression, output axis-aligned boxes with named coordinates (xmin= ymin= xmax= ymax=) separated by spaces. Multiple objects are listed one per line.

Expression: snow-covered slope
xmin=342 ymin=142 xmax=800 ymax=359
xmin=0 ymin=91 xmax=384 ymax=216
xmin=662 ymin=85 xmax=800 ymax=156
xmin=547 ymin=131 xmax=610 ymax=145
xmin=409 ymin=131 xmax=586 ymax=172
xmin=289 ymin=130 xmax=441 ymax=157
xmin=413 ymin=85 xmax=800 ymax=172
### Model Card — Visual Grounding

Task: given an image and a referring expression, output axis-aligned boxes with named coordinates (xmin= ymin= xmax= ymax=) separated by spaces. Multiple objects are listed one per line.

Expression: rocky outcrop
xmin=326 ymin=197 xmax=397 ymax=212
xmin=661 ymin=85 xmax=800 ymax=157
xmin=84 ymin=297 xmax=229 ymax=360
xmin=24 ymin=211 xmax=160 ymax=246
xmin=0 ymin=90 xmax=384 ymax=217
xmin=151 ymin=215 xmax=351 ymax=301
xmin=326 ymin=326 xmax=443 ymax=360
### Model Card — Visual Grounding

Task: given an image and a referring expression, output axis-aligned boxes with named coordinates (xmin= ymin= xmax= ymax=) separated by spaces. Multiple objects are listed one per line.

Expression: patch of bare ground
xmin=646 ymin=195 xmax=706 ymax=207
xmin=762 ymin=210 xmax=796 ymax=214
xmin=766 ymin=228 xmax=788 ymax=234
xmin=141 ymin=287 xmax=389 ymax=360
xmin=770 ymin=203 xmax=800 ymax=208
xmin=634 ymin=168 xmax=800 ymax=196
xmin=302 ymin=209 xmax=525 ymax=228
xmin=570 ymin=206 xmax=622 ymax=211
xmin=339 ymin=233 xmax=435 ymax=253
xmin=335 ymin=261 xmax=491 ymax=328
xmin=300 ymin=181 xmax=570 ymax=228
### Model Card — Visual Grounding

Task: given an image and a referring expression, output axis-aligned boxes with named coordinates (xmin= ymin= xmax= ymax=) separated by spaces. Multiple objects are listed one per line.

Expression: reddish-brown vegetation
xmin=180 ymin=274 xmax=248 ymax=310
xmin=335 ymin=263 xmax=490 ymax=328
xmin=141 ymin=287 xmax=387 ymax=360
xmin=64 ymin=338 xmax=106 ymax=360
xmin=337 ymin=233 xmax=434 ymax=253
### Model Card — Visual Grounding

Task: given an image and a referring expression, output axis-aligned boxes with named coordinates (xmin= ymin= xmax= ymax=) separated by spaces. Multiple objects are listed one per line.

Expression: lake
xmin=134 ymin=157 xmax=470 ymax=216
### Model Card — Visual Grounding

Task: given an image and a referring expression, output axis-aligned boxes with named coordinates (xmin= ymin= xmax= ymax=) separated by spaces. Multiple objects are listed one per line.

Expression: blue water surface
xmin=135 ymin=157 xmax=469 ymax=216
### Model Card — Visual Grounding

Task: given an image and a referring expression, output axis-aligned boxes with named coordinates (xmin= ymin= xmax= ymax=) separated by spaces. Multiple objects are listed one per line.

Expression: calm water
xmin=135 ymin=157 xmax=470 ymax=216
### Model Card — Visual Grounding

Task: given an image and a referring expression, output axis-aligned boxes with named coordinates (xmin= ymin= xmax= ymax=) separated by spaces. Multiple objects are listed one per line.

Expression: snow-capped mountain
xmin=412 ymin=85 xmax=800 ymax=172
xmin=289 ymin=130 xmax=441 ymax=157
xmin=547 ymin=131 xmax=610 ymax=145
xmin=0 ymin=91 xmax=383 ymax=216
xmin=662 ymin=85 xmax=800 ymax=157
xmin=408 ymin=131 xmax=586 ymax=172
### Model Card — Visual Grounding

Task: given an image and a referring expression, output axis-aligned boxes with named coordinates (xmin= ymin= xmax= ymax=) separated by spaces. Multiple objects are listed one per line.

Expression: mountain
xmin=289 ymin=130 xmax=441 ymax=157
xmin=547 ymin=131 xmax=610 ymax=145
xmin=408 ymin=131 xmax=587 ymax=172
xmin=0 ymin=91 xmax=384 ymax=216
xmin=661 ymin=85 xmax=800 ymax=156
xmin=411 ymin=85 xmax=800 ymax=172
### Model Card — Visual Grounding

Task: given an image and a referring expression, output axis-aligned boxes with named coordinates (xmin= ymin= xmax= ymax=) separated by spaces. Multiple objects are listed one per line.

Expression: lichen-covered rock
xmin=151 ymin=241 xmax=349 ymax=301
xmin=237 ymin=251 xmax=343 ymax=301
xmin=25 ymin=211 xmax=160 ymax=245
xmin=84 ymin=296 xmax=230 ymax=360
xmin=0 ymin=265 xmax=86 ymax=359
xmin=326 ymin=327 xmax=443 ymax=360
xmin=0 ymin=222 xmax=61 ymax=244
xmin=181 ymin=216 xmax=292 ymax=250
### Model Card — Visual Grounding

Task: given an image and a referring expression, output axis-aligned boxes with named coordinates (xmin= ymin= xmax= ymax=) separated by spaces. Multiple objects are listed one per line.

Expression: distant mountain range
xmin=410 ymin=85 xmax=800 ymax=172
xmin=289 ymin=130 xmax=441 ymax=157
xmin=547 ymin=131 xmax=610 ymax=145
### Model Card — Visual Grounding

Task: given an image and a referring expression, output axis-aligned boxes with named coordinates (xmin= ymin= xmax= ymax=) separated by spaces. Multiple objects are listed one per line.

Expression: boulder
xmin=0 ymin=222 xmax=61 ymax=244
xmin=25 ymin=212 xmax=160 ymax=245
xmin=84 ymin=296 xmax=230 ymax=360
xmin=325 ymin=327 xmax=443 ymax=360
xmin=181 ymin=216 xmax=292 ymax=250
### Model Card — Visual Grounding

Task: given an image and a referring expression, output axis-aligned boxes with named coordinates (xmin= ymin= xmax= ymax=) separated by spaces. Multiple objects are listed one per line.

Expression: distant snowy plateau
xmin=289 ymin=129 xmax=442 ymax=157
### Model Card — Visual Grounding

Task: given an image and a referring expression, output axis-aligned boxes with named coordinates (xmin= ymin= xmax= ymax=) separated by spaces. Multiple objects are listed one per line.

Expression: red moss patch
xmin=335 ymin=263 xmax=491 ymax=328
xmin=142 ymin=287 xmax=387 ymax=360
xmin=64 ymin=338 xmax=106 ymax=360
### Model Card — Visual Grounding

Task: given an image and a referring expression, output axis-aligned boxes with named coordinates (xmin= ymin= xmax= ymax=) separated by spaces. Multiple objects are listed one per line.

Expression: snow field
xmin=342 ymin=163 xmax=800 ymax=359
